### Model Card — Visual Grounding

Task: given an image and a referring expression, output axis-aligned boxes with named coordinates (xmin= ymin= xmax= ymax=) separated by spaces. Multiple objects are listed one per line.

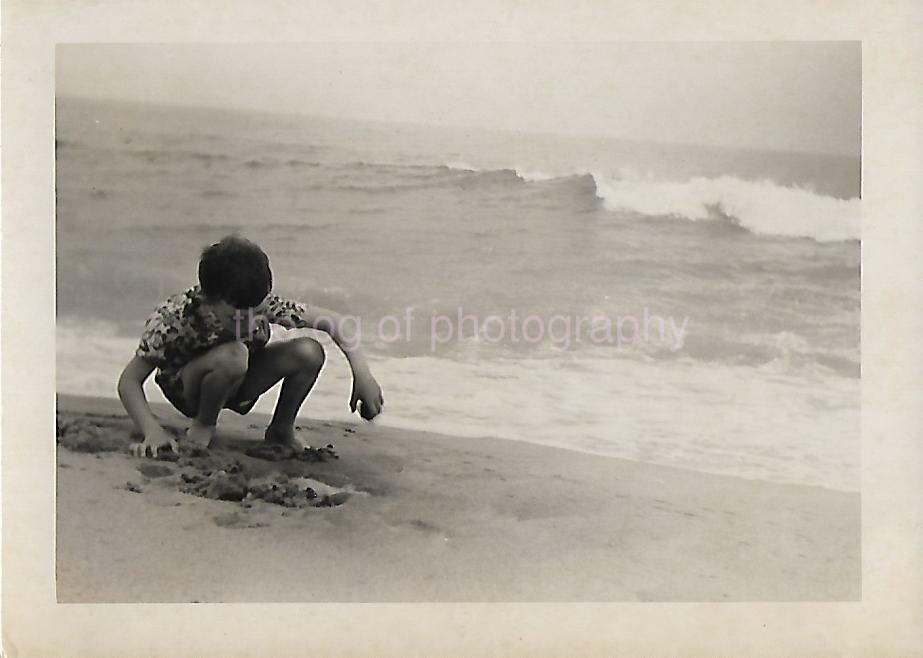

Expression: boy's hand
xmin=130 ymin=427 xmax=179 ymax=458
xmin=350 ymin=374 xmax=384 ymax=421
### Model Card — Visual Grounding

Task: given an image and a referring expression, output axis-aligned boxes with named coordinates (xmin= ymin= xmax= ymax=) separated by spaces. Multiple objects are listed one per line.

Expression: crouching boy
xmin=118 ymin=235 xmax=383 ymax=457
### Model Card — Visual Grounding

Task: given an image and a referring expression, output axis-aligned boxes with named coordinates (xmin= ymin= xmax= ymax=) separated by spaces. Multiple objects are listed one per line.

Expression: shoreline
xmin=56 ymin=394 xmax=860 ymax=602
xmin=54 ymin=330 xmax=861 ymax=492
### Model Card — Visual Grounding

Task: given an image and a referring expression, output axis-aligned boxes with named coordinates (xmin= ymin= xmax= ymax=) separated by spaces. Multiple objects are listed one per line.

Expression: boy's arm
xmin=118 ymin=356 xmax=178 ymax=457
xmin=272 ymin=301 xmax=384 ymax=419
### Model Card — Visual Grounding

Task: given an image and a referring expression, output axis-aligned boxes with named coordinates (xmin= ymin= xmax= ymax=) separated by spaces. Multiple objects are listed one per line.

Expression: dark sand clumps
xmin=57 ymin=411 xmax=358 ymax=511
xmin=244 ymin=442 xmax=339 ymax=462
xmin=172 ymin=454 xmax=352 ymax=508
xmin=57 ymin=416 xmax=133 ymax=453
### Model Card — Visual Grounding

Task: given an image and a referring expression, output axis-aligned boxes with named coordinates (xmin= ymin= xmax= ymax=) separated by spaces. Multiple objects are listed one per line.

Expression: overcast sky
xmin=57 ymin=42 xmax=860 ymax=155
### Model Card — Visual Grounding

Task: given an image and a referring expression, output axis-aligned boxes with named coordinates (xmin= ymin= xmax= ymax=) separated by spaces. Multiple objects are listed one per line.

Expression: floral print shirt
xmin=136 ymin=285 xmax=312 ymax=375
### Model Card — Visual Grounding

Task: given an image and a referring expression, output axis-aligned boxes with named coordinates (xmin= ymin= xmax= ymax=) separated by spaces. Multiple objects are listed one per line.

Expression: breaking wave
xmin=440 ymin=163 xmax=860 ymax=242
xmin=591 ymin=173 xmax=860 ymax=242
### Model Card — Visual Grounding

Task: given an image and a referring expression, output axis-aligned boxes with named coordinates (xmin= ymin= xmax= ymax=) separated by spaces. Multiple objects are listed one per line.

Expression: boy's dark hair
xmin=198 ymin=235 xmax=273 ymax=308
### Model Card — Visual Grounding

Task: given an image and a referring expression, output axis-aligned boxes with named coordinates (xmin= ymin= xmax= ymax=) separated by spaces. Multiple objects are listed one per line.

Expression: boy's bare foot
xmin=186 ymin=420 xmax=216 ymax=449
xmin=264 ymin=423 xmax=310 ymax=449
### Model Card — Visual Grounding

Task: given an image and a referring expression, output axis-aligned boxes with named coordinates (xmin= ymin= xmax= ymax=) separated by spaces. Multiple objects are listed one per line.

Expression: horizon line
xmin=55 ymin=93 xmax=861 ymax=161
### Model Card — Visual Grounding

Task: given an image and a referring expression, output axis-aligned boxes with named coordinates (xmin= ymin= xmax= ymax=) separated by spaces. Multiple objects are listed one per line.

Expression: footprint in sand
xmin=407 ymin=519 xmax=442 ymax=534
xmin=213 ymin=511 xmax=269 ymax=529
xmin=137 ymin=463 xmax=174 ymax=479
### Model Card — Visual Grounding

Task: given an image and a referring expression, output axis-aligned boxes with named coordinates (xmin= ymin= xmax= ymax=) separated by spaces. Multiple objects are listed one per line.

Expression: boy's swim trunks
xmin=156 ymin=361 xmax=260 ymax=418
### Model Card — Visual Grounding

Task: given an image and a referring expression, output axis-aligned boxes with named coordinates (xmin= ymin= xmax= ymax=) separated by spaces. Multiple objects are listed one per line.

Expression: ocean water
xmin=55 ymin=97 xmax=860 ymax=491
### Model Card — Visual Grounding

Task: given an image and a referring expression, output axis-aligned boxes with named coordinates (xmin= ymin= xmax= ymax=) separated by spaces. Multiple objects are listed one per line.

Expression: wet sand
xmin=55 ymin=394 xmax=860 ymax=602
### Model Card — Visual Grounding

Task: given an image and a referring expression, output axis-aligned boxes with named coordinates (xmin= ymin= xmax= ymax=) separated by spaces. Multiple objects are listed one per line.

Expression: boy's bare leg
xmin=232 ymin=337 xmax=326 ymax=446
xmin=179 ymin=341 xmax=249 ymax=446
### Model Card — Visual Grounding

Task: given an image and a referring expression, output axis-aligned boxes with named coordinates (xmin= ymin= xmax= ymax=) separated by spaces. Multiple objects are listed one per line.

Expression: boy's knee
xmin=210 ymin=342 xmax=249 ymax=379
xmin=289 ymin=338 xmax=325 ymax=371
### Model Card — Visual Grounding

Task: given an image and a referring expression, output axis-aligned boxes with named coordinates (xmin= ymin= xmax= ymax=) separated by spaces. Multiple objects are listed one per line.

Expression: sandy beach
xmin=55 ymin=394 xmax=859 ymax=602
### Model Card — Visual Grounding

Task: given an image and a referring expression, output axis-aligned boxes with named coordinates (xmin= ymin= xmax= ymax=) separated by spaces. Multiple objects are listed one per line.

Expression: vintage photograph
xmin=54 ymin=42 xmax=861 ymax=602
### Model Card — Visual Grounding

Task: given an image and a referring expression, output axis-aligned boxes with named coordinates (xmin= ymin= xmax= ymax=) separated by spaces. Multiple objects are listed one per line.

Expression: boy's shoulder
xmin=152 ymin=285 xmax=201 ymax=312
xmin=144 ymin=286 xmax=203 ymax=326
xmin=136 ymin=286 xmax=212 ymax=366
